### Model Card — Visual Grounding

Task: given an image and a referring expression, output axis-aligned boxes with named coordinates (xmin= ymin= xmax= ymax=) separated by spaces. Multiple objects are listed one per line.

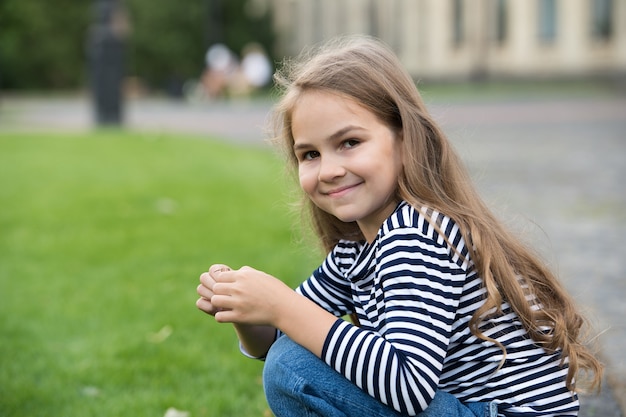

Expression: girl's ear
xmin=395 ymin=128 xmax=403 ymax=142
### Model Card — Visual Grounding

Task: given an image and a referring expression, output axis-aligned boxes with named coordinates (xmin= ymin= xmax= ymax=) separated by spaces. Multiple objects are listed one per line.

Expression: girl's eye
xmin=302 ymin=150 xmax=320 ymax=161
xmin=343 ymin=139 xmax=359 ymax=149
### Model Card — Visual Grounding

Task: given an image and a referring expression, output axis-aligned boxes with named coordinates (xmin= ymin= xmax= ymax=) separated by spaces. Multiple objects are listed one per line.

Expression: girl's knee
xmin=263 ymin=336 xmax=311 ymax=391
xmin=266 ymin=334 xmax=299 ymax=361
xmin=264 ymin=336 xmax=327 ymax=415
xmin=265 ymin=336 xmax=306 ymax=374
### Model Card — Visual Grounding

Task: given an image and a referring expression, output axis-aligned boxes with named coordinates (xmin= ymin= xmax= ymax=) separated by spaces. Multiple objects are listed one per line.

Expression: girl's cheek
xmin=298 ymin=169 xmax=317 ymax=194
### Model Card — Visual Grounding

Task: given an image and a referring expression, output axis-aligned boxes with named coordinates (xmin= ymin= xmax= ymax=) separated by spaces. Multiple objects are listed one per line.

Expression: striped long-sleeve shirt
xmin=296 ymin=201 xmax=577 ymax=416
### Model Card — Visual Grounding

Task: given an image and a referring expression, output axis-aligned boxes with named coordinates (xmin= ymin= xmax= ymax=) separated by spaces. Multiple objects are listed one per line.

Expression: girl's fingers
xmin=209 ymin=264 xmax=232 ymax=275
xmin=197 ymin=283 xmax=213 ymax=299
xmin=211 ymin=269 xmax=238 ymax=283
xmin=199 ymin=272 xmax=215 ymax=289
xmin=196 ymin=296 xmax=216 ymax=315
xmin=211 ymin=294 xmax=232 ymax=310
xmin=214 ymin=309 xmax=236 ymax=323
xmin=197 ymin=265 xmax=235 ymax=317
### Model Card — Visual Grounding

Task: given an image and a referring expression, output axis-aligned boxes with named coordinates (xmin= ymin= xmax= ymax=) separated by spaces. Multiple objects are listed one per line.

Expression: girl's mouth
xmin=325 ymin=182 xmax=362 ymax=198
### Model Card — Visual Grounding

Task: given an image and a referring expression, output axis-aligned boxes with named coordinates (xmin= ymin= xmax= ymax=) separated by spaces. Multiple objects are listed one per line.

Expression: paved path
xmin=1 ymin=92 xmax=625 ymax=415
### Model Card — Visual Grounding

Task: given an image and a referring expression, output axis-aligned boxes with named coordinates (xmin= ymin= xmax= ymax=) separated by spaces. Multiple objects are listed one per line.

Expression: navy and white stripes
xmin=296 ymin=201 xmax=577 ymax=416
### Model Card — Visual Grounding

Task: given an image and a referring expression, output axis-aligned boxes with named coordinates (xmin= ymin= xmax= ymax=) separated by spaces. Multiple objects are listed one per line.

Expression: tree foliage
xmin=0 ymin=0 xmax=90 ymax=89
xmin=125 ymin=0 xmax=207 ymax=91
xmin=0 ymin=0 xmax=275 ymax=91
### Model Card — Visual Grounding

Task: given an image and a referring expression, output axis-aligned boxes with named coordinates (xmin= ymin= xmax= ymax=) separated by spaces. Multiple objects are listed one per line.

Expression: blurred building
xmin=267 ymin=0 xmax=626 ymax=80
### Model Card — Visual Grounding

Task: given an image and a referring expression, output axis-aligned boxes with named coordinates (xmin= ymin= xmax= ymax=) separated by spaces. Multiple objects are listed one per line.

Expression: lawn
xmin=0 ymin=131 xmax=322 ymax=416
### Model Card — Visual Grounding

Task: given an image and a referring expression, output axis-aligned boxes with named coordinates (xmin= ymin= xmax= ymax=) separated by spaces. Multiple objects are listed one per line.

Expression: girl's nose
xmin=318 ymin=155 xmax=346 ymax=182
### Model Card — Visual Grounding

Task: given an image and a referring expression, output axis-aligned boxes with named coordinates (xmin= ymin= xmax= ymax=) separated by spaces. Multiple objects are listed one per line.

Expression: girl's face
xmin=291 ymin=90 xmax=403 ymax=242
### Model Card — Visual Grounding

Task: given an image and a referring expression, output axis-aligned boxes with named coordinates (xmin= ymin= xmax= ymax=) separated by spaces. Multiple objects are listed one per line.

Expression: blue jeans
xmin=263 ymin=336 xmax=498 ymax=417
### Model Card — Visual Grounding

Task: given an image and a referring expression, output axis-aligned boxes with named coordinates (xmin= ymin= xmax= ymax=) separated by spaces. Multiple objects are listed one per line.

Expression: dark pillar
xmin=88 ymin=0 xmax=127 ymax=126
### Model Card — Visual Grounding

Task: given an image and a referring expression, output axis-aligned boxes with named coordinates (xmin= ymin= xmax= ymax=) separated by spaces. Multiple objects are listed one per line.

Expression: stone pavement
xmin=1 ymin=91 xmax=625 ymax=415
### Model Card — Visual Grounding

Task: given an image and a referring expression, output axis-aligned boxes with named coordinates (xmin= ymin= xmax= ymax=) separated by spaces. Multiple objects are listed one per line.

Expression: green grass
xmin=0 ymin=131 xmax=322 ymax=416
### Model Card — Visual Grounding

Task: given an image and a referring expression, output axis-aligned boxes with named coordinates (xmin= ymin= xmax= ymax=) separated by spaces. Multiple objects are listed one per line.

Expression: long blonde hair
xmin=271 ymin=35 xmax=602 ymax=392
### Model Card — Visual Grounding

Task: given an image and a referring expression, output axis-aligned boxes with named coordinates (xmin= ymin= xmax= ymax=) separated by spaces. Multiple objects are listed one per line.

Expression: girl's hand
xmin=205 ymin=265 xmax=296 ymax=327
xmin=196 ymin=264 xmax=232 ymax=316
xmin=197 ymin=264 xmax=338 ymax=358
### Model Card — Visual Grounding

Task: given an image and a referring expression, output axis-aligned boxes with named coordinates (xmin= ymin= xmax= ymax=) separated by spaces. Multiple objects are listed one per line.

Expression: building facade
xmin=268 ymin=0 xmax=626 ymax=80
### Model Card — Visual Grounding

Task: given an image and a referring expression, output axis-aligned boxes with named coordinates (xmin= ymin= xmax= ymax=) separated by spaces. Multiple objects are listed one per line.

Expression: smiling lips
xmin=323 ymin=182 xmax=363 ymax=197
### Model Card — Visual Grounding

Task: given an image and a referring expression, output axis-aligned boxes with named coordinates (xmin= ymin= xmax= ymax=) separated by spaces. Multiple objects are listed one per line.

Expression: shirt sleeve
xmin=321 ymin=219 xmax=470 ymax=416
xmin=238 ymin=328 xmax=282 ymax=360
xmin=295 ymin=242 xmax=358 ymax=317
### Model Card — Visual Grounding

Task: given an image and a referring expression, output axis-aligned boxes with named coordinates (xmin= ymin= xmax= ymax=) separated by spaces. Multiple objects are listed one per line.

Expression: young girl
xmin=196 ymin=36 xmax=603 ymax=416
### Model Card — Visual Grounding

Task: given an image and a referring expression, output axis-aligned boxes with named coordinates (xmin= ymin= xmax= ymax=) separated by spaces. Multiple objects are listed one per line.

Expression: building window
xmin=493 ymin=0 xmax=508 ymax=44
xmin=452 ymin=0 xmax=464 ymax=46
xmin=538 ymin=0 xmax=557 ymax=43
xmin=592 ymin=0 xmax=613 ymax=41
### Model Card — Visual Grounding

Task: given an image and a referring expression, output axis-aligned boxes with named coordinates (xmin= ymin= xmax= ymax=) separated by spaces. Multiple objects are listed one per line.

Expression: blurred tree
xmin=0 ymin=0 xmax=90 ymax=89
xmin=124 ymin=0 xmax=207 ymax=95
xmin=125 ymin=0 xmax=275 ymax=94
xmin=219 ymin=0 xmax=275 ymax=60
xmin=0 ymin=0 xmax=275 ymax=92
